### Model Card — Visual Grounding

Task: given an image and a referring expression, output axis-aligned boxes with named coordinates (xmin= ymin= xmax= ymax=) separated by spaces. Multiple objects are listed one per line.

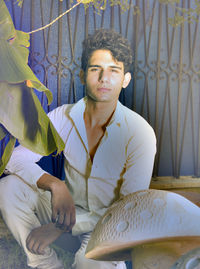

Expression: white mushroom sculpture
xmin=85 ymin=189 xmax=200 ymax=269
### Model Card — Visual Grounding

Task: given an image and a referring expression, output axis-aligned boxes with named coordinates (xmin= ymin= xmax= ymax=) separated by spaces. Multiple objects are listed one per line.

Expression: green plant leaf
xmin=0 ymin=81 xmax=65 ymax=155
xmin=10 ymin=30 xmax=30 ymax=64
xmin=0 ymin=0 xmax=65 ymax=176
xmin=0 ymin=0 xmax=52 ymax=102
xmin=0 ymin=39 xmax=53 ymax=104
xmin=0 ymin=124 xmax=7 ymax=140
xmin=0 ymin=135 xmax=16 ymax=176
xmin=0 ymin=0 xmax=16 ymax=40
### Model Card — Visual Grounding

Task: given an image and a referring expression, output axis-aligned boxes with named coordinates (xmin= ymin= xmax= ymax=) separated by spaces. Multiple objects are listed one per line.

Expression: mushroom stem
xmin=131 ymin=243 xmax=180 ymax=269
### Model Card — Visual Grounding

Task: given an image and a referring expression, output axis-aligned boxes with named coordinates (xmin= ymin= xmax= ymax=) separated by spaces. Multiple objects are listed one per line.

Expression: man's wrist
xmin=49 ymin=179 xmax=66 ymax=193
xmin=36 ymin=173 xmax=63 ymax=192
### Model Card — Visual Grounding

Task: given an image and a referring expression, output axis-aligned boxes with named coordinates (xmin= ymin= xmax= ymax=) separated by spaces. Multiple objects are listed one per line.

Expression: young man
xmin=0 ymin=29 xmax=156 ymax=269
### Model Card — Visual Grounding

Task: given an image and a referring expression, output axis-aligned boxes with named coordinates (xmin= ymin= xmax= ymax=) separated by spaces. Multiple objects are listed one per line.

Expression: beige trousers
xmin=0 ymin=175 xmax=126 ymax=269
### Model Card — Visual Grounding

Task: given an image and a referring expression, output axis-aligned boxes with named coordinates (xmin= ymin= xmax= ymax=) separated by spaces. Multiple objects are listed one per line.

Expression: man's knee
xmin=0 ymin=175 xmax=32 ymax=209
xmin=0 ymin=175 xmax=20 ymax=198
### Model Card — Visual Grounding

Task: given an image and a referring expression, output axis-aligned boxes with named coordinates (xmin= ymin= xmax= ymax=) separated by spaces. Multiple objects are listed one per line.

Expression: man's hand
xmin=26 ymin=223 xmax=64 ymax=255
xmin=37 ymin=174 xmax=76 ymax=231
xmin=51 ymin=179 xmax=76 ymax=231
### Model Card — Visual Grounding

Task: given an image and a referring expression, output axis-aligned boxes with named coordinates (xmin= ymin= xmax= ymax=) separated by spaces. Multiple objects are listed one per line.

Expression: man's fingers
xmin=63 ymin=213 xmax=71 ymax=227
xmin=26 ymin=234 xmax=31 ymax=245
xmin=26 ymin=238 xmax=45 ymax=255
xmin=51 ymin=209 xmax=58 ymax=223
xmin=26 ymin=240 xmax=33 ymax=253
xmin=68 ymin=211 xmax=76 ymax=231
xmin=27 ymin=240 xmax=38 ymax=254
xmin=54 ymin=212 xmax=75 ymax=231
xmin=52 ymin=209 xmax=66 ymax=224
xmin=31 ymin=242 xmax=39 ymax=254
xmin=57 ymin=213 xmax=65 ymax=225
xmin=37 ymin=243 xmax=46 ymax=255
xmin=55 ymin=213 xmax=68 ymax=230
xmin=26 ymin=234 xmax=35 ymax=252
xmin=61 ymin=211 xmax=76 ymax=231
xmin=26 ymin=230 xmax=45 ymax=255
xmin=52 ymin=203 xmax=76 ymax=231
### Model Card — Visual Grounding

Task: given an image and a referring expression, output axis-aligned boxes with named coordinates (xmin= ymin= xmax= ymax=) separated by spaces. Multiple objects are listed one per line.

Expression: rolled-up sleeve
xmin=5 ymin=145 xmax=45 ymax=192
xmin=120 ymin=123 xmax=156 ymax=196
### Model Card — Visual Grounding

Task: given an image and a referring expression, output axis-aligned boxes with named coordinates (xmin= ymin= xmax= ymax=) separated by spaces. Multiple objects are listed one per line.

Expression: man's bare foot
xmin=26 ymin=223 xmax=65 ymax=255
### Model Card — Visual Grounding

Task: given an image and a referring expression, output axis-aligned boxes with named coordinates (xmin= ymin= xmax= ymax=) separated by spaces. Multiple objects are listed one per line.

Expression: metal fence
xmin=3 ymin=0 xmax=200 ymax=178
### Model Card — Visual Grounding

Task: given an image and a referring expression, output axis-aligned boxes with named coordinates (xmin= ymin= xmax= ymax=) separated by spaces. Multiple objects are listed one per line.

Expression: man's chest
xmin=85 ymin=125 xmax=105 ymax=162
xmin=63 ymin=125 xmax=127 ymax=179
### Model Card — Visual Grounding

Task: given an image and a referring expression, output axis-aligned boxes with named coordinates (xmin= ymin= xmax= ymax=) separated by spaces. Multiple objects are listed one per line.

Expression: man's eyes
xmin=111 ymin=69 xmax=119 ymax=73
xmin=89 ymin=68 xmax=119 ymax=73
xmin=90 ymin=68 xmax=99 ymax=71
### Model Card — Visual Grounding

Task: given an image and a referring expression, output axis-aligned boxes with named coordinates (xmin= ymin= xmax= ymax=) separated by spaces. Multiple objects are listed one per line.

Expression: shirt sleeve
xmin=5 ymin=106 xmax=66 ymax=192
xmin=5 ymin=145 xmax=45 ymax=192
xmin=120 ymin=123 xmax=157 ymax=196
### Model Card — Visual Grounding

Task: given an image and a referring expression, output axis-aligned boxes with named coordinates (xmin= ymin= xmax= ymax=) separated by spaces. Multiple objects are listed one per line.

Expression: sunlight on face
xmin=80 ymin=50 xmax=131 ymax=104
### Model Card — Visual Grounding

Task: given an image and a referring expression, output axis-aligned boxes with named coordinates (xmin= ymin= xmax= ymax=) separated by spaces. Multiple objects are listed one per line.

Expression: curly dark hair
xmin=81 ymin=29 xmax=133 ymax=73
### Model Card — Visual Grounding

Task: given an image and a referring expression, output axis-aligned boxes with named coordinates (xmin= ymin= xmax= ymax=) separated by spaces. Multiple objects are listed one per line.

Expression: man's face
xmin=80 ymin=49 xmax=131 ymax=104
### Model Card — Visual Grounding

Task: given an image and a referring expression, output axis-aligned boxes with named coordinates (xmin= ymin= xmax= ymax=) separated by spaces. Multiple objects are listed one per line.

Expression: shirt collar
xmin=67 ymin=97 xmax=125 ymax=131
xmin=106 ymin=100 xmax=124 ymax=129
xmin=68 ymin=97 xmax=87 ymax=122
xmin=67 ymin=97 xmax=88 ymax=150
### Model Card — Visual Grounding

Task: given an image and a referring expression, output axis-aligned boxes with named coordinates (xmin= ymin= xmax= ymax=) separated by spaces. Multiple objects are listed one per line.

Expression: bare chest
xmin=86 ymin=126 xmax=105 ymax=162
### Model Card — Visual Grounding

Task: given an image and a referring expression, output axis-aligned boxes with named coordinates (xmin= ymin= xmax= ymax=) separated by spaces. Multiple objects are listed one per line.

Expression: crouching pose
xmin=0 ymin=29 xmax=156 ymax=269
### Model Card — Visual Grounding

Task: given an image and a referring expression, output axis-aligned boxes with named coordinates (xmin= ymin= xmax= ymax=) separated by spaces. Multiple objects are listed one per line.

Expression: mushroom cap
xmin=170 ymin=247 xmax=200 ymax=269
xmin=85 ymin=189 xmax=200 ymax=261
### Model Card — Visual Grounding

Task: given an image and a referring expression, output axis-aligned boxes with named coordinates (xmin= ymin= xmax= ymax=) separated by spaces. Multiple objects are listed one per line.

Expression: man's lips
xmin=97 ymin=87 xmax=111 ymax=92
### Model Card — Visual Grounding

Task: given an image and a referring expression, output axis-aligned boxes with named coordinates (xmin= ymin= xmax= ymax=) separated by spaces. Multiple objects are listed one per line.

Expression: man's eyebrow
xmin=88 ymin=64 xmax=101 ymax=68
xmin=88 ymin=64 xmax=122 ymax=70
xmin=110 ymin=65 xmax=122 ymax=70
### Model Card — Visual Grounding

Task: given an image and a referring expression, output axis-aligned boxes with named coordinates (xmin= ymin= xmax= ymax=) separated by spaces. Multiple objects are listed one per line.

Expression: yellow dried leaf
xmin=26 ymin=80 xmax=33 ymax=88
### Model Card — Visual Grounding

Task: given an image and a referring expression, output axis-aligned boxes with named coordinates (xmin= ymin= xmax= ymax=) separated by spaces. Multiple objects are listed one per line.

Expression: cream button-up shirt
xmin=6 ymin=97 xmax=156 ymax=235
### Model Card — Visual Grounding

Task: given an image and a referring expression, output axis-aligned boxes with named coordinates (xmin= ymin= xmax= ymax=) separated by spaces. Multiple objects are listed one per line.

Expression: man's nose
xmin=98 ymin=69 xmax=109 ymax=82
